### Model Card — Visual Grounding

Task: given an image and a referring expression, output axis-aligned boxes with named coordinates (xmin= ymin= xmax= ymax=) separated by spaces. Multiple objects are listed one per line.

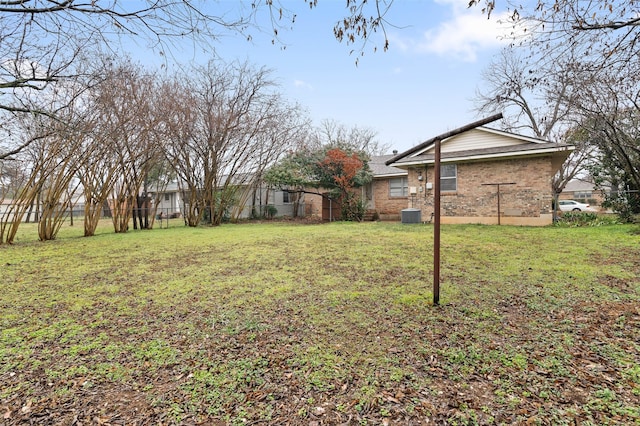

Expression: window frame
xmin=440 ymin=164 xmax=457 ymax=192
xmin=574 ymin=191 xmax=592 ymax=199
xmin=389 ymin=177 xmax=409 ymax=197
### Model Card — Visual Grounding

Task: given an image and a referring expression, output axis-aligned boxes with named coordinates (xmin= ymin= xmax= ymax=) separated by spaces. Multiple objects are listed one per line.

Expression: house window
xmin=574 ymin=191 xmax=592 ymax=199
xmin=164 ymin=193 xmax=170 ymax=201
xmin=283 ymin=191 xmax=292 ymax=204
xmin=389 ymin=177 xmax=408 ymax=197
xmin=440 ymin=164 xmax=457 ymax=192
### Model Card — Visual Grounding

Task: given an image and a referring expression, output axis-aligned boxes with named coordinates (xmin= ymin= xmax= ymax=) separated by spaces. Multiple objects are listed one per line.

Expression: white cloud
xmin=1 ymin=58 xmax=48 ymax=82
xmin=293 ymin=79 xmax=313 ymax=90
xmin=392 ymin=1 xmax=513 ymax=62
xmin=420 ymin=12 xmax=511 ymax=61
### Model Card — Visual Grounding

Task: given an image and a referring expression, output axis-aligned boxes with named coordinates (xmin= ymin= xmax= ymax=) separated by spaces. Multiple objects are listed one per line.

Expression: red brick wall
xmin=304 ymin=192 xmax=324 ymax=218
xmin=372 ymin=178 xmax=409 ymax=220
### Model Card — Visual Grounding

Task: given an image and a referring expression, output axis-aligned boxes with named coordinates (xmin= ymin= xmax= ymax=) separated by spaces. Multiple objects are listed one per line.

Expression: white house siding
xmin=155 ymin=192 xmax=182 ymax=217
xmin=439 ymin=129 xmax=527 ymax=153
xmin=410 ymin=128 xmax=545 ymax=158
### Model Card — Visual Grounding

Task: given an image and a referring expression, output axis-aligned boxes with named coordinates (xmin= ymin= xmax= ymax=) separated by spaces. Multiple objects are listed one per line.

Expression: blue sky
xmin=141 ymin=1 xmax=514 ymax=153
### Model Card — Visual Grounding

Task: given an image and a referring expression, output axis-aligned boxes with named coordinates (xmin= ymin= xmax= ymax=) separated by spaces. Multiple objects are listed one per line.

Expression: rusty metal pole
xmin=497 ymin=184 xmax=501 ymax=225
xmin=433 ymin=138 xmax=441 ymax=306
xmin=481 ymin=182 xmax=516 ymax=225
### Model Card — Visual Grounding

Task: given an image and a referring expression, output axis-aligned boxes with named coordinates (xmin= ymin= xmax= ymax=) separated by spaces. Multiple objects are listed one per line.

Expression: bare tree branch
xmin=1 ymin=1 xmax=399 ymax=159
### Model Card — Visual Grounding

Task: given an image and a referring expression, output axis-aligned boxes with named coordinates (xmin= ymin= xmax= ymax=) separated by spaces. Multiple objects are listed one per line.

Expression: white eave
xmin=374 ymin=172 xmax=408 ymax=178
xmin=392 ymin=145 xmax=575 ymax=168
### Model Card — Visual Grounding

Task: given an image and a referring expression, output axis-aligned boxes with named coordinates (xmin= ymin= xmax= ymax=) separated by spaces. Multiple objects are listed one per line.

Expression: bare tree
xmin=474 ymin=48 xmax=593 ymax=197
xmin=312 ymin=119 xmax=389 ymax=158
xmin=0 ymin=116 xmax=68 ymax=243
xmin=491 ymin=0 xmax=640 ymax=67
xmin=0 ymin=1 xmax=263 ymax=160
xmin=479 ymin=0 xmax=640 ymax=198
xmin=572 ymin=72 xmax=640 ymax=192
xmin=1 ymin=1 xmax=399 ymax=160
xmin=0 ymin=161 xmax=40 ymax=244
xmin=230 ymin=102 xmax=311 ymax=221
xmin=155 ymin=79 xmax=204 ymax=227
xmin=77 ymin=135 xmax=121 ymax=237
xmin=0 ymin=84 xmax=94 ymax=243
xmin=0 ymin=156 xmax=31 ymax=244
xmin=87 ymin=60 xmax=160 ymax=233
xmin=71 ymin=69 xmax=124 ymax=237
xmin=159 ymin=60 xmax=306 ymax=226
xmin=475 ymin=50 xmax=575 ymax=140
xmin=35 ymin=127 xmax=86 ymax=241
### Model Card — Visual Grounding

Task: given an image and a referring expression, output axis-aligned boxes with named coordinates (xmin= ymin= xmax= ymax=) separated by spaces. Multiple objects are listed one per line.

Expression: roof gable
xmin=385 ymin=113 xmax=504 ymax=166
xmin=411 ymin=127 xmax=546 ymax=157
xmin=563 ymin=179 xmax=596 ymax=192
xmin=385 ymin=114 xmax=574 ymax=168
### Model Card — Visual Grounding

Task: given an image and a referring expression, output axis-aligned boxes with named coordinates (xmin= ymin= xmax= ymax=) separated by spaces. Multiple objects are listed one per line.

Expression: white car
xmin=558 ymin=199 xmax=596 ymax=212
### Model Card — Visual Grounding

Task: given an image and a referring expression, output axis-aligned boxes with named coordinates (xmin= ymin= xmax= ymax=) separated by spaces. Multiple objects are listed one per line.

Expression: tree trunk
xmin=84 ymin=199 xmax=103 ymax=237
xmin=251 ymin=186 xmax=258 ymax=219
xmin=291 ymin=193 xmax=298 ymax=218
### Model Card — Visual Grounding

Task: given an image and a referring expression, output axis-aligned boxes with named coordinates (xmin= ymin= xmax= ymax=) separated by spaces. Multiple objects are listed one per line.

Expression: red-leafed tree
xmin=320 ymin=148 xmax=363 ymax=193
xmin=265 ymin=141 xmax=373 ymax=221
xmin=317 ymin=148 xmax=371 ymax=221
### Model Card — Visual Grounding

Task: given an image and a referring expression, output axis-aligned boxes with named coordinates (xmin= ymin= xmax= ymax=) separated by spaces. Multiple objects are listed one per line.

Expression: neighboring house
xmin=149 ymin=180 xmax=308 ymax=220
xmin=384 ymin=125 xmax=574 ymax=226
xmin=0 ymin=199 xmax=15 ymax=222
xmin=1 ymin=195 xmax=85 ymax=222
xmin=560 ymin=179 xmax=609 ymax=210
xmin=152 ymin=181 xmax=183 ymax=218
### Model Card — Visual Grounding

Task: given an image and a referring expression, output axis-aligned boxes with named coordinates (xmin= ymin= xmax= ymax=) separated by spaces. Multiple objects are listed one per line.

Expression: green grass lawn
xmin=1 ymin=221 xmax=639 ymax=425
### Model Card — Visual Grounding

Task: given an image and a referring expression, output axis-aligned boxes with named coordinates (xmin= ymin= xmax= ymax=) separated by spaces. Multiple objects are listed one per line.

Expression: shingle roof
xmin=369 ymin=154 xmax=407 ymax=177
xmin=563 ymin=179 xmax=597 ymax=192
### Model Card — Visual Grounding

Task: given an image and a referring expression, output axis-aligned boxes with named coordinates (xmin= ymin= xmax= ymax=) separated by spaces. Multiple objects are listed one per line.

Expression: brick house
xmin=560 ymin=179 xmax=610 ymax=210
xmin=384 ymin=125 xmax=574 ymax=226
xmin=366 ymin=154 xmax=409 ymax=221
